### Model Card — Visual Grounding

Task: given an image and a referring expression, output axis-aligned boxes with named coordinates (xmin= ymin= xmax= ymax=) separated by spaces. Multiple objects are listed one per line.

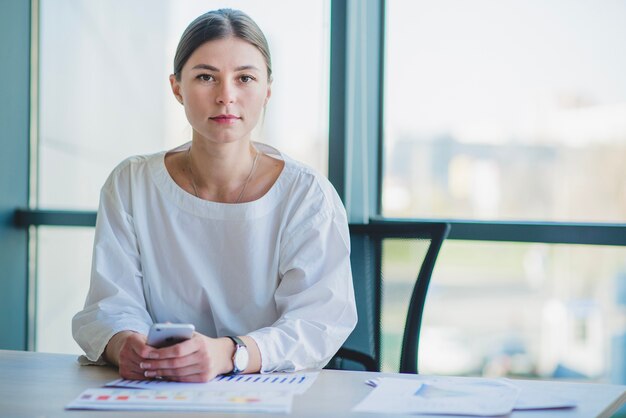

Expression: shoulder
xmin=100 ymin=152 xmax=166 ymax=207
xmin=104 ymin=152 xmax=162 ymax=189
xmin=261 ymin=147 xmax=347 ymax=233
xmin=281 ymin=155 xmax=344 ymax=214
xmin=108 ymin=153 xmax=158 ymax=179
xmin=270 ymin=153 xmax=350 ymax=252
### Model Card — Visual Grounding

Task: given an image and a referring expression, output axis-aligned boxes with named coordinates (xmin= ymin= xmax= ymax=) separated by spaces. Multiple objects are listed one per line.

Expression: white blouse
xmin=72 ymin=142 xmax=357 ymax=372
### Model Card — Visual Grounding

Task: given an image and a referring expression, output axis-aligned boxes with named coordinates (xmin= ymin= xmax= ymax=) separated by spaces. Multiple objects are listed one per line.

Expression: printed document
xmin=106 ymin=372 xmax=318 ymax=395
xmin=353 ymin=376 xmax=520 ymax=416
xmin=67 ymin=372 xmax=318 ymax=412
xmin=66 ymin=388 xmax=292 ymax=413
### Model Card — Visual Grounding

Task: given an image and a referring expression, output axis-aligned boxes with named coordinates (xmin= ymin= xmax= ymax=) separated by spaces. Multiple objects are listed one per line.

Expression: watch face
xmin=234 ymin=346 xmax=249 ymax=372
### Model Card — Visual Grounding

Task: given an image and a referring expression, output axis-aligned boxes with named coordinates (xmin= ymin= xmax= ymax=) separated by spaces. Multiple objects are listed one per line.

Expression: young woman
xmin=72 ymin=8 xmax=357 ymax=383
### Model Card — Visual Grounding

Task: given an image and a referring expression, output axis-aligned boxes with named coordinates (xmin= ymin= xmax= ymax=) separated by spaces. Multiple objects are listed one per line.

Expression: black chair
xmin=327 ymin=221 xmax=450 ymax=373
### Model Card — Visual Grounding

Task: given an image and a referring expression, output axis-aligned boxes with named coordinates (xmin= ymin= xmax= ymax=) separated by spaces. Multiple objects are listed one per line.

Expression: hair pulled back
xmin=173 ymin=9 xmax=272 ymax=81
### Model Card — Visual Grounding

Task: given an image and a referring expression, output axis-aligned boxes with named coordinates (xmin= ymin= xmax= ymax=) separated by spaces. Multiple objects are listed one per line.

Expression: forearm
xmin=248 ymin=307 xmax=357 ymax=373
xmin=210 ymin=336 xmax=261 ymax=375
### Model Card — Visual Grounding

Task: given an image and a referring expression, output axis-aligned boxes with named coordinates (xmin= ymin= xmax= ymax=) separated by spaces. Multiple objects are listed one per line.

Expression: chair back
xmin=327 ymin=221 xmax=450 ymax=373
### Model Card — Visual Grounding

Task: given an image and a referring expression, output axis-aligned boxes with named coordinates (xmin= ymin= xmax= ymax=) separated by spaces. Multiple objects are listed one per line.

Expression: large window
xmin=382 ymin=0 xmax=626 ymax=384
xmin=36 ymin=0 xmax=330 ymax=353
xmin=383 ymin=0 xmax=626 ymax=223
xmin=380 ymin=240 xmax=626 ymax=381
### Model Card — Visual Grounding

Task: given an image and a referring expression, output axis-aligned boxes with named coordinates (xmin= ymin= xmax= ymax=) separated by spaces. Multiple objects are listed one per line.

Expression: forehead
xmin=185 ymin=36 xmax=267 ymax=72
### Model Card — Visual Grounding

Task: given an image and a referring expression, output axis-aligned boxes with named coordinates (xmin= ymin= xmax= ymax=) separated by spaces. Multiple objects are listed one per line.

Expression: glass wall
xmin=382 ymin=0 xmax=626 ymax=385
xmin=35 ymin=227 xmax=94 ymax=354
xmin=36 ymin=0 xmax=330 ymax=353
xmin=383 ymin=0 xmax=626 ymax=222
xmin=381 ymin=241 xmax=626 ymax=382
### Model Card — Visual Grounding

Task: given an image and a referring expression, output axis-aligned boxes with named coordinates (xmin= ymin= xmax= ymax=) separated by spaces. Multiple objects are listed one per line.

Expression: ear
xmin=264 ymin=82 xmax=272 ymax=105
xmin=169 ymin=74 xmax=184 ymax=104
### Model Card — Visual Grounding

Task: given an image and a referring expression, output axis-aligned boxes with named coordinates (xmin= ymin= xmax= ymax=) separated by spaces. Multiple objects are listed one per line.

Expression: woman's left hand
xmin=139 ymin=334 xmax=234 ymax=382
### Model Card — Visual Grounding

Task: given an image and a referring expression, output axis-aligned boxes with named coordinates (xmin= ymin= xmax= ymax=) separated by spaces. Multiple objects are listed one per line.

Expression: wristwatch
xmin=226 ymin=336 xmax=249 ymax=374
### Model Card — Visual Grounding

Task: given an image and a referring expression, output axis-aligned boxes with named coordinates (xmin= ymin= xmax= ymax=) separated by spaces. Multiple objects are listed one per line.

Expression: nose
xmin=216 ymin=80 xmax=236 ymax=105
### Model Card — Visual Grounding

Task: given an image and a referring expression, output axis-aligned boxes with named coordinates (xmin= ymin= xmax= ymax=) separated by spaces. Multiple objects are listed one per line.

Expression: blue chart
xmin=105 ymin=372 xmax=319 ymax=395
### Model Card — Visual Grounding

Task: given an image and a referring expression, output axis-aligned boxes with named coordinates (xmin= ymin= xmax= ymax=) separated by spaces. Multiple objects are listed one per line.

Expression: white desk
xmin=0 ymin=349 xmax=624 ymax=417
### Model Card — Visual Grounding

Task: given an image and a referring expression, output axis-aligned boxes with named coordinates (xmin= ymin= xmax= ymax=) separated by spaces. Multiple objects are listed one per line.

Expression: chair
xmin=327 ymin=221 xmax=450 ymax=373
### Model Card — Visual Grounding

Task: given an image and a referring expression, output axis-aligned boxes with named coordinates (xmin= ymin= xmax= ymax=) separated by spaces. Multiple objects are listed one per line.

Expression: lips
xmin=210 ymin=114 xmax=240 ymax=123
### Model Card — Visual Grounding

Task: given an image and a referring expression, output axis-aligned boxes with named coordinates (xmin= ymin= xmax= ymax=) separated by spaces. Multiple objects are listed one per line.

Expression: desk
xmin=0 ymin=349 xmax=624 ymax=417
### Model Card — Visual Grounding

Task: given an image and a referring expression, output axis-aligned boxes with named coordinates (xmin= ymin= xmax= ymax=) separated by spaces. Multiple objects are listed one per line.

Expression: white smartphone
xmin=146 ymin=323 xmax=195 ymax=348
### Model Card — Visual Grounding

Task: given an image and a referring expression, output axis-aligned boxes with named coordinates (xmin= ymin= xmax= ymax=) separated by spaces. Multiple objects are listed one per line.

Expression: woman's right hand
xmin=104 ymin=330 xmax=151 ymax=380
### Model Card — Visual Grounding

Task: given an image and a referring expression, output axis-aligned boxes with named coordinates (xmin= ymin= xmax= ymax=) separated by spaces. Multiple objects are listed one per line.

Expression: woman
xmin=72 ymin=8 xmax=357 ymax=382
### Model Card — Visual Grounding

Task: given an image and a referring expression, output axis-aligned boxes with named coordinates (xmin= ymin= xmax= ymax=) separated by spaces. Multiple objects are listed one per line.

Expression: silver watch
xmin=227 ymin=336 xmax=249 ymax=374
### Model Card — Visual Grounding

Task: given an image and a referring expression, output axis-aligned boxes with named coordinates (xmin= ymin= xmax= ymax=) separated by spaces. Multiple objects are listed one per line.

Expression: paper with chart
xmin=68 ymin=372 xmax=318 ymax=413
xmin=363 ymin=376 xmax=577 ymax=411
xmin=353 ymin=376 xmax=520 ymax=416
xmin=66 ymin=387 xmax=292 ymax=413
xmin=106 ymin=371 xmax=319 ymax=395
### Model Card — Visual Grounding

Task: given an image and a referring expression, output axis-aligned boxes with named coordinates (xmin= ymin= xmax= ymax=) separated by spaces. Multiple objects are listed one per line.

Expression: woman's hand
xmin=105 ymin=332 xmax=261 ymax=382
xmin=104 ymin=331 xmax=150 ymax=380
xmin=138 ymin=334 xmax=235 ymax=382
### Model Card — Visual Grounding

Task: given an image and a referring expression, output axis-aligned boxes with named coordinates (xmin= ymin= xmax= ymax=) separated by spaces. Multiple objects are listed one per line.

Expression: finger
xmin=118 ymin=353 xmax=148 ymax=380
xmin=146 ymin=349 xmax=215 ymax=380
xmin=151 ymin=339 xmax=199 ymax=359
xmin=140 ymin=354 xmax=198 ymax=371
xmin=119 ymin=338 xmax=151 ymax=376
xmin=121 ymin=340 xmax=148 ymax=364
xmin=119 ymin=355 xmax=146 ymax=378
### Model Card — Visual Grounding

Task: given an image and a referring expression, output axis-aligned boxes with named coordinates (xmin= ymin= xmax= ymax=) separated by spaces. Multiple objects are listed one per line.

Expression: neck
xmin=187 ymin=140 xmax=260 ymax=202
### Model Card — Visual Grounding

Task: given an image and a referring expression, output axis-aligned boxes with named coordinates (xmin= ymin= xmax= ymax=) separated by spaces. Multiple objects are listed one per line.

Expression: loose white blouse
xmin=72 ymin=142 xmax=357 ymax=372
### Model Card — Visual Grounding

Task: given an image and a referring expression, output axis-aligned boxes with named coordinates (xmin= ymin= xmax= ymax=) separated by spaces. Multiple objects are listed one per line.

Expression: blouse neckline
xmin=149 ymin=142 xmax=292 ymax=220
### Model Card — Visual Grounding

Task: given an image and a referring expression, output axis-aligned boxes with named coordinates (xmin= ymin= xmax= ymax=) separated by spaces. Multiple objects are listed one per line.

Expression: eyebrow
xmin=190 ymin=64 xmax=260 ymax=72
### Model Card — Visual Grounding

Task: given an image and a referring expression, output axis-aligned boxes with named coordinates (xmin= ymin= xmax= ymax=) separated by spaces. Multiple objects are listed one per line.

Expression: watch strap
xmin=227 ymin=335 xmax=246 ymax=349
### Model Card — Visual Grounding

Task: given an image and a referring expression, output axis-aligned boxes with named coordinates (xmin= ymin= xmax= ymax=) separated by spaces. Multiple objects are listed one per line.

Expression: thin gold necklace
xmin=187 ymin=146 xmax=260 ymax=204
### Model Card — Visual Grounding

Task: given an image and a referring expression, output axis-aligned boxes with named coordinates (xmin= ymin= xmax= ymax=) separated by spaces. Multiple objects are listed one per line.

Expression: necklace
xmin=187 ymin=146 xmax=260 ymax=204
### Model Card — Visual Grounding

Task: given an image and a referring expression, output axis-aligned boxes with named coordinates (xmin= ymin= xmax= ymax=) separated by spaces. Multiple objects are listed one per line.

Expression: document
xmin=353 ymin=376 xmax=520 ymax=416
xmin=106 ymin=372 xmax=318 ymax=395
xmin=67 ymin=372 xmax=318 ymax=412
xmin=507 ymin=381 xmax=577 ymax=410
xmin=66 ymin=388 xmax=292 ymax=413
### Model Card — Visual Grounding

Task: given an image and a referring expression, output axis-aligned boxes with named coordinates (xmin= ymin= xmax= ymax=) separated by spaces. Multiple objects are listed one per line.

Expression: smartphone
xmin=146 ymin=323 xmax=195 ymax=348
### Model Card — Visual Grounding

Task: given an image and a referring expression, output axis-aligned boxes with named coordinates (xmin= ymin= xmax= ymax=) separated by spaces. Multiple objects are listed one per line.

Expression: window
xmin=36 ymin=0 xmax=330 ymax=353
xmin=380 ymin=240 xmax=626 ymax=380
xmin=381 ymin=0 xmax=626 ymax=383
xmin=383 ymin=0 xmax=626 ymax=222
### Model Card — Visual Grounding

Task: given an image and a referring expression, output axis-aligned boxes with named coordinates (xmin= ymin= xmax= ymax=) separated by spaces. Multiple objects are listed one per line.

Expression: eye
xmin=240 ymin=75 xmax=256 ymax=83
xmin=197 ymin=74 xmax=214 ymax=82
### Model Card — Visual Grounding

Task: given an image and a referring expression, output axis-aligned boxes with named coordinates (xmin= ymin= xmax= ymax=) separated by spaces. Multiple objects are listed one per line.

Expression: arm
xmin=72 ymin=177 xmax=154 ymax=364
xmin=248 ymin=205 xmax=358 ymax=372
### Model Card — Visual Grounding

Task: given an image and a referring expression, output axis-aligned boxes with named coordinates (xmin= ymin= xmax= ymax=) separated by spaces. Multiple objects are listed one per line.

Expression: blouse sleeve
xmin=72 ymin=171 xmax=153 ymax=362
xmin=247 ymin=193 xmax=358 ymax=372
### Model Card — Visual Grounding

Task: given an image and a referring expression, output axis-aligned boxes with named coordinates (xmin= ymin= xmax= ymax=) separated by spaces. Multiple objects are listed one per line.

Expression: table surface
xmin=1 ymin=349 xmax=625 ymax=417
